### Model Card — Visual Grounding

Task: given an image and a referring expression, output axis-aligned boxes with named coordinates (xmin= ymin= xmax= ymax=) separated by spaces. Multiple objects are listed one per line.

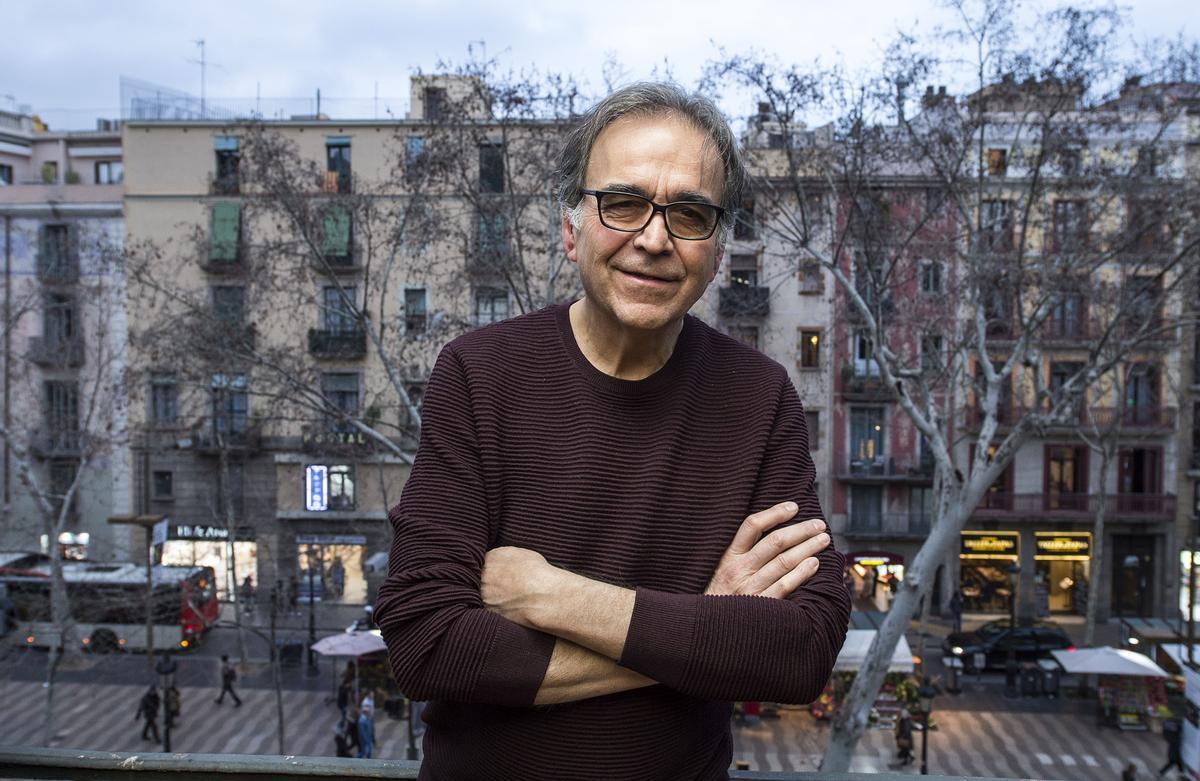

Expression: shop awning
xmin=834 ymin=629 xmax=914 ymax=673
xmin=1051 ymin=646 xmax=1169 ymax=677
xmin=1157 ymin=643 xmax=1200 ymax=673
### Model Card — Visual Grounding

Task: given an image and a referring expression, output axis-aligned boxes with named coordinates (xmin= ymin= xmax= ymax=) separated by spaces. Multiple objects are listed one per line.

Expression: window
xmin=479 ymin=143 xmax=504 ymax=193
xmin=210 ymin=373 xmax=249 ymax=439
xmin=152 ymin=471 xmax=174 ymax=499
xmin=209 ymin=202 xmax=241 ymax=263
xmin=44 ymin=381 xmax=80 ymax=447
xmin=730 ymin=254 xmax=758 ymax=287
xmin=850 ymin=407 xmax=885 ymax=471
xmin=41 ymin=161 xmax=58 ymax=184
xmin=1045 ymin=445 xmax=1087 ymax=509
xmin=423 ymin=87 xmax=446 ymax=121
xmin=1049 ymin=291 xmax=1085 ymax=338
xmin=925 ymin=187 xmax=946 ymax=214
xmin=39 ymin=224 xmax=75 ymax=276
xmin=49 ymin=461 xmax=78 ymax=520
xmin=919 ymin=261 xmax=942 ymax=294
xmin=798 ymin=260 xmax=823 ymax=294
xmin=474 ymin=288 xmax=509 ymax=326
xmin=404 ymin=288 xmax=428 ymax=335
xmin=324 ymin=137 xmax=352 ymax=194
xmin=1125 ymin=363 xmax=1158 ymax=422
xmin=852 ymin=330 xmax=879 ymax=377
xmin=799 ymin=329 xmax=821 ymax=368
xmin=321 ymin=204 xmax=352 ymax=264
xmin=909 ymin=486 xmax=933 ymax=532
xmin=477 ymin=212 xmax=508 ymax=258
xmin=1125 ymin=276 xmax=1161 ymax=330
xmin=328 ymin=464 xmax=355 ymax=510
xmin=150 ymin=372 xmax=178 ymax=425
xmin=43 ymin=292 xmax=77 ymax=344
xmin=734 ymin=197 xmax=755 ymax=240
xmin=1049 ymin=361 xmax=1083 ymax=418
xmin=94 ymin=160 xmax=123 ymax=184
xmin=805 ymin=408 xmax=820 ymax=451
xmin=1058 ymin=148 xmax=1082 ymax=177
xmin=849 ymin=485 xmax=883 ymax=531
xmin=1052 ymin=200 xmax=1087 ymax=251
xmin=981 ymin=199 xmax=1013 ymax=251
xmin=214 ymin=136 xmax=239 ymax=194
xmin=1128 ymin=199 xmax=1168 ymax=252
xmin=977 ymin=444 xmax=1014 ymax=509
xmin=920 ymin=334 xmax=943 ymax=372
xmin=322 ymin=286 xmax=357 ymax=333
xmin=211 ymin=286 xmax=245 ymax=326
xmin=0 ymin=163 xmax=14 ymax=185
xmin=1119 ymin=448 xmax=1160 ymax=495
xmin=728 ymin=326 xmax=759 ymax=350
xmin=1135 ymin=146 xmax=1157 ymax=177
xmin=986 ymin=148 xmax=1007 ymax=176
xmin=322 ymin=373 xmax=359 ymax=432
xmin=404 ymin=135 xmax=425 ymax=170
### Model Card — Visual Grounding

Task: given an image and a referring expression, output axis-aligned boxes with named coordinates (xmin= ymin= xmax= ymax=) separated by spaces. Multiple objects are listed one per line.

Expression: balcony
xmin=838 ymin=456 xmax=934 ymax=483
xmin=1089 ymin=405 xmax=1176 ymax=430
xmin=719 ymin=285 xmax=770 ymax=318
xmin=31 ymin=430 xmax=83 ymax=458
xmin=845 ymin=511 xmax=933 ymax=539
xmin=210 ymin=174 xmax=240 ymax=195
xmin=36 ymin=260 xmax=80 ymax=286
xmin=972 ymin=492 xmax=1175 ymax=521
xmin=839 ymin=365 xmax=890 ymax=400
xmin=27 ymin=336 xmax=85 ymax=367
xmin=308 ymin=328 xmax=367 ymax=359
xmin=190 ymin=420 xmax=262 ymax=454
xmin=1040 ymin=318 xmax=1096 ymax=343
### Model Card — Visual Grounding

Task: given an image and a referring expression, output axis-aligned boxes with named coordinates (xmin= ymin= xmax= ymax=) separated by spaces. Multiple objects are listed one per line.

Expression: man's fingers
xmin=726 ymin=502 xmax=801 ymax=555
xmin=741 ymin=530 xmax=830 ymax=595
xmin=743 ymin=518 xmax=827 ymax=571
xmin=760 ymin=556 xmax=821 ymax=599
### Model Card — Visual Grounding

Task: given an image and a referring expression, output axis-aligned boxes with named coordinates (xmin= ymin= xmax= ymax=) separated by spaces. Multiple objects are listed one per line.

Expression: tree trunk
xmin=41 ymin=550 xmax=68 ymax=747
xmin=1084 ymin=443 xmax=1115 ymax=647
xmin=219 ymin=442 xmax=248 ymax=665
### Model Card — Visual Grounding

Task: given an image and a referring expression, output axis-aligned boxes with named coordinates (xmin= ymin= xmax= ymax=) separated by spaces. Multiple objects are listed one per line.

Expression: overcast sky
xmin=3 ymin=0 xmax=1193 ymax=129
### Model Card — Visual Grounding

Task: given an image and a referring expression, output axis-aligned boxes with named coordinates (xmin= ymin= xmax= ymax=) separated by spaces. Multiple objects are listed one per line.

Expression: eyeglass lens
xmin=597 ymin=192 xmax=719 ymax=239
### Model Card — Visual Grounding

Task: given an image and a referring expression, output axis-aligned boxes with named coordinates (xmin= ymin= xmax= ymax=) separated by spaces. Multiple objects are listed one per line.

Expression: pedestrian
xmin=241 ymin=575 xmax=255 ymax=615
xmin=345 ymin=706 xmax=361 ymax=756
xmin=287 ymin=575 xmax=299 ymax=615
xmin=357 ymin=701 xmax=375 ymax=759
xmin=360 ymin=687 xmax=375 ymax=717
xmin=166 ymin=685 xmax=181 ymax=725
xmin=1123 ymin=763 xmax=1138 ymax=781
xmin=329 ymin=557 xmax=345 ymax=598
xmin=337 ymin=673 xmax=354 ymax=722
xmin=334 ymin=718 xmax=354 ymax=757
xmin=136 ymin=686 xmax=160 ymax=742
xmin=894 ymin=708 xmax=914 ymax=766
xmin=949 ymin=589 xmax=964 ymax=633
xmin=1159 ymin=716 xmax=1185 ymax=777
xmin=214 ymin=654 xmax=242 ymax=706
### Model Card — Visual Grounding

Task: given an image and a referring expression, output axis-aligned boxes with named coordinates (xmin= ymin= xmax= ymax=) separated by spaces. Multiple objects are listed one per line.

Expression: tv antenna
xmin=187 ymin=39 xmax=222 ymax=119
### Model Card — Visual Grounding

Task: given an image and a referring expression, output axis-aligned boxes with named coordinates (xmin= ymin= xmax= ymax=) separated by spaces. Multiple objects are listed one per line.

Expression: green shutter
xmin=322 ymin=205 xmax=351 ymax=257
xmin=209 ymin=202 xmax=241 ymax=262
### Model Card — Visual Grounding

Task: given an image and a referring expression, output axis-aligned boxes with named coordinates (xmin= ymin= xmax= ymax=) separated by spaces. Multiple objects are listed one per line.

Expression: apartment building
xmin=0 ymin=107 xmax=128 ymax=560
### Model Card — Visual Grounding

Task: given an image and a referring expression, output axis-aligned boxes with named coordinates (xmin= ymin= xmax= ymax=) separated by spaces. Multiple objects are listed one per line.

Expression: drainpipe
xmin=4 ymin=214 xmax=10 ymax=506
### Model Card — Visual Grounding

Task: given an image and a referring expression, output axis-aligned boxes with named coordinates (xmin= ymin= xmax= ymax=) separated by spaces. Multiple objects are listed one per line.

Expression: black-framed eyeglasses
xmin=579 ymin=189 xmax=725 ymax=241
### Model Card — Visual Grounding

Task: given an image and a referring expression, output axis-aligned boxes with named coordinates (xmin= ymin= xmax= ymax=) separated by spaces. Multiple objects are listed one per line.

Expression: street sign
xmin=306 ymin=465 xmax=329 ymax=512
xmin=151 ymin=519 xmax=169 ymax=547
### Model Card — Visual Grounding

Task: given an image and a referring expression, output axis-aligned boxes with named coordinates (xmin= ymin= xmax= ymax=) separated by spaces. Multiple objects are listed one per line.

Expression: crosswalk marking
xmin=1036 ymin=752 xmax=1054 ymax=764
xmin=1083 ymin=754 xmax=1099 ymax=767
xmin=1059 ymin=754 xmax=1076 ymax=766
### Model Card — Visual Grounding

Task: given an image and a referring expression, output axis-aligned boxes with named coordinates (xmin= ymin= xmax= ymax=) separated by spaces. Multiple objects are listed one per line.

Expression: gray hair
xmin=557 ymin=82 xmax=747 ymax=244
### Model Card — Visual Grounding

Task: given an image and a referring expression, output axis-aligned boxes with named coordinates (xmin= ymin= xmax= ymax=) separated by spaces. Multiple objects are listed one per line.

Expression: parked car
xmin=942 ymin=619 xmax=1074 ymax=672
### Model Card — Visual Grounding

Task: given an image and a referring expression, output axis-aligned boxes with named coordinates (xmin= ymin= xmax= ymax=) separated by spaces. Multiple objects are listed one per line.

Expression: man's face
xmin=563 ymin=114 xmax=725 ymax=333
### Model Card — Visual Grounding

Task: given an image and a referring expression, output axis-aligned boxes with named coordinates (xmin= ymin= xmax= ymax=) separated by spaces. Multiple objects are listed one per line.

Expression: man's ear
xmin=561 ymin=212 xmax=579 ymax=263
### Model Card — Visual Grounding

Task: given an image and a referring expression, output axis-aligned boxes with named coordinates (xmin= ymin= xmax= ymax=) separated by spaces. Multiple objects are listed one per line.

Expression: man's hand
xmin=705 ymin=502 xmax=830 ymax=598
xmin=481 ymin=546 xmax=563 ymax=628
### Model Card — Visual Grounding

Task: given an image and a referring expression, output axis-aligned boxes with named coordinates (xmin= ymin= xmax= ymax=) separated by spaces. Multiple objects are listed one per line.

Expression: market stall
xmin=1051 ymin=647 xmax=1169 ymax=730
xmin=811 ymin=629 xmax=916 ymax=727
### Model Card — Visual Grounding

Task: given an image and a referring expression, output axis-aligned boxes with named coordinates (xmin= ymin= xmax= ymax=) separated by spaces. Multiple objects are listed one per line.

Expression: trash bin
xmin=1041 ymin=666 xmax=1061 ymax=698
xmin=1020 ymin=663 xmax=1041 ymax=696
xmin=277 ymin=639 xmax=303 ymax=667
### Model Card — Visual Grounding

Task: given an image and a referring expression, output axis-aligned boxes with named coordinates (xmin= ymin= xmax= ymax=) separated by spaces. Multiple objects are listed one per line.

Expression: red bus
xmin=1 ymin=556 xmax=218 ymax=652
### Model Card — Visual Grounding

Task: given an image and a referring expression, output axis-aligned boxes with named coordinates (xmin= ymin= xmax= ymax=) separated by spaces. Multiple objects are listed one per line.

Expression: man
xmin=375 ymin=82 xmax=850 ymax=780
xmin=214 ymin=654 xmax=242 ymax=707
xmin=135 ymin=686 xmax=160 ymax=743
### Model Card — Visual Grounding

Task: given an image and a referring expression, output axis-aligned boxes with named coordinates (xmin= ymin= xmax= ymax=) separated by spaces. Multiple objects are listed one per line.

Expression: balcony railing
xmin=36 ymin=260 xmax=80 ymax=285
xmin=1041 ymin=318 xmax=1096 ymax=342
xmin=845 ymin=511 xmax=933 ymax=537
xmin=719 ymin=285 xmax=770 ymax=318
xmin=966 ymin=403 xmax=1175 ymax=431
xmin=839 ymin=456 xmax=934 ymax=481
xmin=191 ymin=420 xmax=262 ymax=454
xmin=27 ymin=335 xmax=85 ymax=367
xmin=972 ymin=492 xmax=1175 ymax=520
xmin=0 ymin=745 xmax=1004 ymax=780
xmin=308 ymin=328 xmax=367 ymax=359
xmin=32 ymin=430 xmax=83 ymax=457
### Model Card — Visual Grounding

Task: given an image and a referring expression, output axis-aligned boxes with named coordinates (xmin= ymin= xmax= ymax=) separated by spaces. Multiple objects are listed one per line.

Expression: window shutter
xmin=322 ymin=205 xmax=351 ymax=257
xmin=209 ymin=202 xmax=241 ymax=261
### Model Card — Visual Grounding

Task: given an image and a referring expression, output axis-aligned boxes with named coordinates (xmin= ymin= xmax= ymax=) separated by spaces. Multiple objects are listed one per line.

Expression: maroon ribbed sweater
xmin=375 ymin=303 xmax=850 ymax=780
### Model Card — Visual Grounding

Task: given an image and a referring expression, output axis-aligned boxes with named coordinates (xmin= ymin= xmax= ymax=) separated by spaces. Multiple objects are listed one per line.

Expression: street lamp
xmin=155 ymin=652 xmax=178 ymax=752
xmin=306 ymin=545 xmax=318 ymax=677
xmin=1004 ymin=563 xmax=1021 ymax=698
xmin=917 ymin=676 xmax=937 ymax=776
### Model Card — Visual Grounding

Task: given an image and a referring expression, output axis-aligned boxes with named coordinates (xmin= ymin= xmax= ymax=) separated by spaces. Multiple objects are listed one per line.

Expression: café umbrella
xmin=1050 ymin=646 xmax=1169 ymax=677
xmin=311 ymin=630 xmax=387 ymax=706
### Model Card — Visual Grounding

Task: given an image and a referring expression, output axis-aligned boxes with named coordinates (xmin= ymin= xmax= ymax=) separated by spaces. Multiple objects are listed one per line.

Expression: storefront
xmin=294 ymin=534 xmax=368 ymax=605
xmin=846 ymin=550 xmax=905 ymax=611
xmin=959 ymin=531 xmax=1019 ymax=614
xmin=1180 ymin=550 xmax=1199 ymax=622
xmin=1034 ymin=532 xmax=1091 ymax=616
xmin=160 ymin=523 xmax=257 ymax=600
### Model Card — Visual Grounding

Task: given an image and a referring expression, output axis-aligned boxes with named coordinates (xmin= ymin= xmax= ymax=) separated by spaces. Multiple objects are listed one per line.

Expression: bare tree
xmin=709 ymin=1 xmax=1200 ymax=769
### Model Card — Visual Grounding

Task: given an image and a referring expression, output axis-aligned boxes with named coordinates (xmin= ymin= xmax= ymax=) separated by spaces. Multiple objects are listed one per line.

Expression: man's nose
xmin=633 ymin=210 xmax=674 ymax=254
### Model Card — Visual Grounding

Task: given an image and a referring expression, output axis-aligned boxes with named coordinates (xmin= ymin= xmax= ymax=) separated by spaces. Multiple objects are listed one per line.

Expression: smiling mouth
xmin=618 ymin=269 xmax=676 ymax=283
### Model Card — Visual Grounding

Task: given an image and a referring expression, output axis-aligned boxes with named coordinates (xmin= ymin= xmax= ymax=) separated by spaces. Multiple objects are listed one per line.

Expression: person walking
xmin=1123 ymin=763 xmax=1138 ymax=781
xmin=894 ymin=708 xmax=914 ymax=767
xmin=240 ymin=575 xmax=255 ymax=615
xmin=136 ymin=686 xmax=161 ymax=742
xmin=949 ymin=589 xmax=964 ymax=633
xmin=357 ymin=701 xmax=375 ymax=759
xmin=214 ymin=654 xmax=242 ymax=706
xmin=337 ymin=673 xmax=354 ymax=722
xmin=1159 ymin=716 xmax=1185 ymax=777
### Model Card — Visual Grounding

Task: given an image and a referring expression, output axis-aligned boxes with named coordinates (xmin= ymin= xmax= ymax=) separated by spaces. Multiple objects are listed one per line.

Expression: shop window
xmin=799 ymin=329 xmax=821 ymax=368
xmin=404 ymin=288 xmax=428 ymax=335
xmin=150 ymin=372 xmax=178 ymax=425
xmin=328 ymin=464 xmax=355 ymax=511
xmin=153 ymin=470 xmax=174 ymax=499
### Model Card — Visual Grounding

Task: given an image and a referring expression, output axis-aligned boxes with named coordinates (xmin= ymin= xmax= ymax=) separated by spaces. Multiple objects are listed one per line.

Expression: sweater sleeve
xmin=617 ymin=377 xmax=851 ymax=703
xmin=374 ymin=346 xmax=556 ymax=705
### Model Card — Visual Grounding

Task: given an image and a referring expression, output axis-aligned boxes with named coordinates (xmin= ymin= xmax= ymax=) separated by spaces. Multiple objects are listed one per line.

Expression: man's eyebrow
xmin=601 ymin=183 xmax=718 ymax=205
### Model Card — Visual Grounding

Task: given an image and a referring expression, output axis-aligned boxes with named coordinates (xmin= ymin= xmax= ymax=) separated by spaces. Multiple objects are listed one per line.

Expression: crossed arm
xmin=481 ymin=502 xmax=831 ymax=705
